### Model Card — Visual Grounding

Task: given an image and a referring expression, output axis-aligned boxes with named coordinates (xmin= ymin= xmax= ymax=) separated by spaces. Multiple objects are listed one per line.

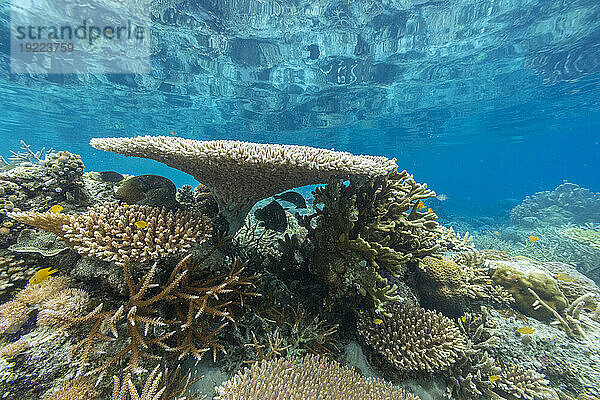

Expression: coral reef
xmin=8 ymin=229 xmax=69 ymax=257
xmin=358 ymin=304 xmax=466 ymax=374
xmin=446 ymin=309 xmax=500 ymax=399
xmin=510 ymin=182 xmax=600 ymax=227
xmin=214 ymin=354 xmax=420 ymax=400
xmin=0 ymin=252 xmax=35 ymax=297
xmin=9 ymin=203 xmax=212 ymax=265
xmin=166 ymin=253 xmax=260 ymax=362
xmin=0 ymin=146 xmax=87 ymax=215
xmin=90 ymin=136 xmax=397 ymax=233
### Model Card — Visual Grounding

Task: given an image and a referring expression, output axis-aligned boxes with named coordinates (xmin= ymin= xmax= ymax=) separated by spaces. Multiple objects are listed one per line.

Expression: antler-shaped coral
xmin=167 ymin=253 xmax=260 ymax=362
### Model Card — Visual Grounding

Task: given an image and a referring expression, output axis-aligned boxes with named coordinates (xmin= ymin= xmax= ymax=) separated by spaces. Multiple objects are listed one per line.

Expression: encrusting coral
xmin=0 ymin=252 xmax=36 ymax=297
xmin=214 ymin=354 xmax=420 ymax=400
xmin=9 ymin=203 xmax=212 ymax=266
xmin=358 ymin=304 xmax=466 ymax=373
xmin=89 ymin=136 xmax=397 ymax=233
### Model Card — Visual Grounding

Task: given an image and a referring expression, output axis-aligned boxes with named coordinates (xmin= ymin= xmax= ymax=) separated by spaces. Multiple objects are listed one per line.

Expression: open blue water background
xmin=1 ymin=0 xmax=599 ymax=221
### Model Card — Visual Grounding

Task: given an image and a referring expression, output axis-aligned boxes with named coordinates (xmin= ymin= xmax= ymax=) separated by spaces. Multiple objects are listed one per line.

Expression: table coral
xmin=89 ymin=136 xmax=397 ymax=233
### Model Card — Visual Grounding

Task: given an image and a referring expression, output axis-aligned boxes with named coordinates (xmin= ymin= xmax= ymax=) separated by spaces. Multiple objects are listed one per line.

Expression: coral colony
xmin=0 ymin=137 xmax=599 ymax=399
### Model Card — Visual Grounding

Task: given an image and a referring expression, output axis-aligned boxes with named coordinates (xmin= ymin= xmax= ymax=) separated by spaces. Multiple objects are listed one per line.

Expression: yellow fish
xmin=427 ymin=208 xmax=433 ymax=213
xmin=528 ymin=235 xmax=540 ymax=242
xmin=122 ymin=204 xmax=130 ymax=208
xmin=416 ymin=200 xmax=425 ymax=210
xmin=555 ymin=273 xmax=575 ymax=282
xmin=486 ymin=280 xmax=493 ymax=285
xmin=493 ymin=231 xmax=500 ymax=236
xmin=489 ymin=375 xmax=499 ymax=382
xmin=461 ymin=315 xmax=467 ymax=322
xmin=29 ymin=267 xmax=57 ymax=284
xmin=170 ymin=130 xmax=177 ymax=135
xmin=134 ymin=220 xmax=147 ymax=229
xmin=373 ymin=318 xmax=383 ymax=325
xmin=516 ymin=326 xmax=534 ymax=335
xmin=49 ymin=205 xmax=63 ymax=214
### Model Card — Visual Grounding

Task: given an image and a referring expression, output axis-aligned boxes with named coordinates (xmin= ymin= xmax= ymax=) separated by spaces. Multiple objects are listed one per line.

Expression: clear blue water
xmin=1 ymin=0 xmax=600 ymax=215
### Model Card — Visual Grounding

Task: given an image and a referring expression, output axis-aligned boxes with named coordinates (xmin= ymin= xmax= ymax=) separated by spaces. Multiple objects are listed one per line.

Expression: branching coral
xmin=494 ymin=363 xmax=559 ymax=400
xmin=54 ymin=261 xmax=188 ymax=377
xmin=446 ymin=309 xmax=501 ymax=399
xmin=110 ymin=363 xmax=202 ymax=400
xmin=9 ymin=203 xmax=212 ymax=265
xmin=215 ymin=354 xmax=420 ymax=400
xmin=166 ymin=253 xmax=260 ymax=363
xmin=90 ymin=136 xmax=397 ymax=233
xmin=528 ymin=289 xmax=598 ymax=340
xmin=358 ymin=304 xmax=466 ymax=373
xmin=300 ymin=171 xmax=446 ymax=311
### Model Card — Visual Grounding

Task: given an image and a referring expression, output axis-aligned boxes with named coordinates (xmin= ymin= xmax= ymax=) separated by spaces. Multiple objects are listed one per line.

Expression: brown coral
xmin=0 ymin=253 xmax=36 ymax=297
xmin=90 ymin=136 xmax=397 ymax=232
xmin=9 ymin=203 xmax=212 ymax=265
xmin=215 ymin=354 xmax=420 ymax=400
xmin=166 ymin=253 xmax=260 ymax=362
xmin=358 ymin=304 xmax=467 ymax=373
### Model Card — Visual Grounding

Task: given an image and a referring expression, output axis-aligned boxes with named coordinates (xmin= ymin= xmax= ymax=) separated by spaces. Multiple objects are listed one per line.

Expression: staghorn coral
xmin=89 ymin=136 xmax=397 ymax=233
xmin=111 ymin=363 xmax=203 ymax=400
xmin=9 ymin=203 xmax=212 ymax=266
xmin=166 ymin=252 xmax=260 ymax=363
xmin=494 ymin=363 xmax=559 ymax=400
xmin=358 ymin=304 xmax=466 ymax=373
xmin=561 ymin=224 xmax=600 ymax=251
xmin=215 ymin=354 xmax=420 ymax=400
xmin=56 ymin=260 xmax=188 ymax=377
xmin=41 ymin=377 xmax=100 ymax=400
xmin=300 ymin=171 xmax=445 ymax=312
